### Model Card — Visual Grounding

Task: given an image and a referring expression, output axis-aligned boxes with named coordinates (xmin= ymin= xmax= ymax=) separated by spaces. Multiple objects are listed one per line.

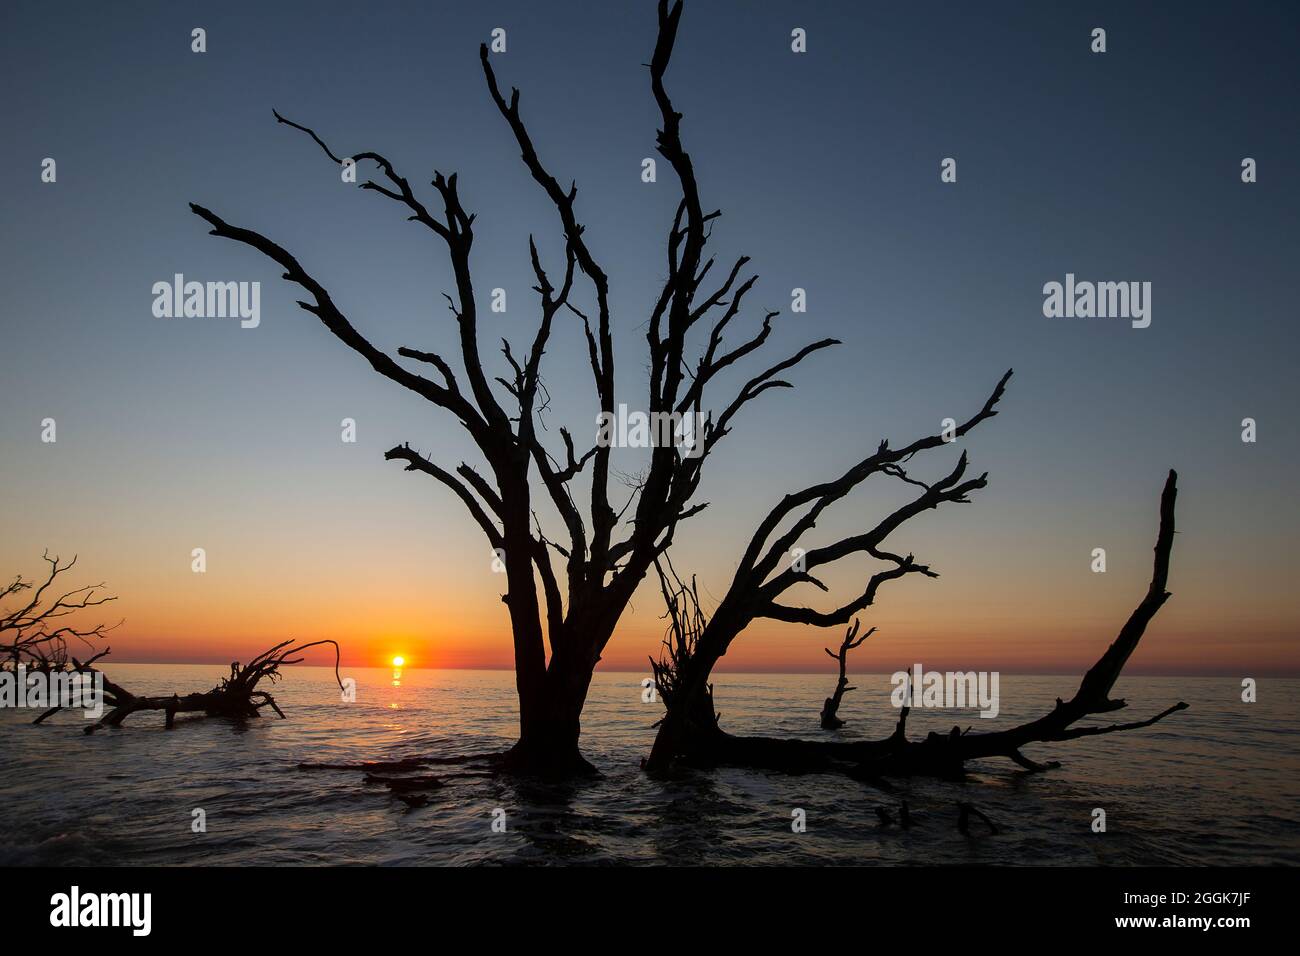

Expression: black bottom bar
xmin=4 ymin=865 xmax=1285 ymax=941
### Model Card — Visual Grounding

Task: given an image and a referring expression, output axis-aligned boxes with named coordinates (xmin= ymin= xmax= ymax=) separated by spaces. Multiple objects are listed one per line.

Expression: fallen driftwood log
xmin=31 ymin=639 xmax=341 ymax=732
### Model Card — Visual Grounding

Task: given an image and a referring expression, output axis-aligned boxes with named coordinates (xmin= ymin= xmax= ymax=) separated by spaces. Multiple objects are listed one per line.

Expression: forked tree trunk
xmin=501 ymin=590 xmax=616 ymax=776
xmin=506 ymin=653 xmax=599 ymax=776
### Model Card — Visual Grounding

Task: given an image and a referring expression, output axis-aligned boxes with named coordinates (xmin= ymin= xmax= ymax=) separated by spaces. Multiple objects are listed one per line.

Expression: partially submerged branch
xmin=819 ymin=619 xmax=874 ymax=729
xmin=35 ymin=640 xmax=343 ymax=733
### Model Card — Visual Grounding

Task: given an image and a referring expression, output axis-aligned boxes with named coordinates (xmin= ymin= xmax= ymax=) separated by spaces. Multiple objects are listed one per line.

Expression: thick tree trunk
xmin=494 ymin=475 xmax=593 ymax=775
xmin=504 ymin=651 xmax=599 ymax=776
xmin=500 ymin=585 xmax=616 ymax=777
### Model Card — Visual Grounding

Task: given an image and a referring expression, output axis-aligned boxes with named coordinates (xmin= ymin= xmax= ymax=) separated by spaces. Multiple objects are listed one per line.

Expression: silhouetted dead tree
xmin=1 ymin=552 xmax=118 ymax=671
xmin=819 ymin=619 xmax=873 ymax=730
xmin=34 ymin=640 xmax=342 ymax=733
xmin=644 ymin=372 xmax=1011 ymax=770
xmin=190 ymin=0 xmax=840 ymax=775
xmin=647 ymin=471 xmax=1187 ymax=781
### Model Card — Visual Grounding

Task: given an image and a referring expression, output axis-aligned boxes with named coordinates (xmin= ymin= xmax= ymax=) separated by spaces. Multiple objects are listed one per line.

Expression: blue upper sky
xmin=2 ymin=1 xmax=1297 ymax=673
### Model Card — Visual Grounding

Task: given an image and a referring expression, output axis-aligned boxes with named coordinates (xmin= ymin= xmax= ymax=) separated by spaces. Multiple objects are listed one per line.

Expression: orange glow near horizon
xmin=3 ymin=510 xmax=1298 ymax=677
xmin=50 ymin=614 xmax=1300 ymax=677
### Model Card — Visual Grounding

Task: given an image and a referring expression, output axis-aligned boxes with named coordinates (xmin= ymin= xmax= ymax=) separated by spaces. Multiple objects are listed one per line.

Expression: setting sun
xmin=391 ymin=656 xmax=405 ymax=668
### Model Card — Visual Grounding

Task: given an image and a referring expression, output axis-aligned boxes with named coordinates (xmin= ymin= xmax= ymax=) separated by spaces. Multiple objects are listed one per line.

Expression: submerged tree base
xmin=502 ymin=740 xmax=600 ymax=778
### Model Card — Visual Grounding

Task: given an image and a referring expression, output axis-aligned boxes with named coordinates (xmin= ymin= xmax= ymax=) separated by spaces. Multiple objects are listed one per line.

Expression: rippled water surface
xmin=2 ymin=666 xmax=1296 ymax=865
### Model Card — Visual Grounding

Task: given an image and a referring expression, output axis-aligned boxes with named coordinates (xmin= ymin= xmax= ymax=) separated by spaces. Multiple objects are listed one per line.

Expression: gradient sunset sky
xmin=3 ymin=1 xmax=1297 ymax=676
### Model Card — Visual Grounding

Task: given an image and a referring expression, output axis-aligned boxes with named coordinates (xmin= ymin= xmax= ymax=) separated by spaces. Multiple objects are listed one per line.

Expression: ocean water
xmin=1 ymin=665 xmax=1296 ymax=866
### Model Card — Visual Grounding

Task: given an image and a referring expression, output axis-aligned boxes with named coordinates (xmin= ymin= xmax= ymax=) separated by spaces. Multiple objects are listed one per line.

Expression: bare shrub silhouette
xmin=1 ymin=551 xmax=118 ymax=671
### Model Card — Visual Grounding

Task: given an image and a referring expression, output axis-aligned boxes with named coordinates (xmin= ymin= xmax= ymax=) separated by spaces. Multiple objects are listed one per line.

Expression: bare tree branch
xmin=819 ymin=618 xmax=874 ymax=729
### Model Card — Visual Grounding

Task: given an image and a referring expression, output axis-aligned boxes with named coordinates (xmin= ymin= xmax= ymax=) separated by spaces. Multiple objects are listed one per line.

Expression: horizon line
xmin=70 ymin=660 xmax=1300 ymax=679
